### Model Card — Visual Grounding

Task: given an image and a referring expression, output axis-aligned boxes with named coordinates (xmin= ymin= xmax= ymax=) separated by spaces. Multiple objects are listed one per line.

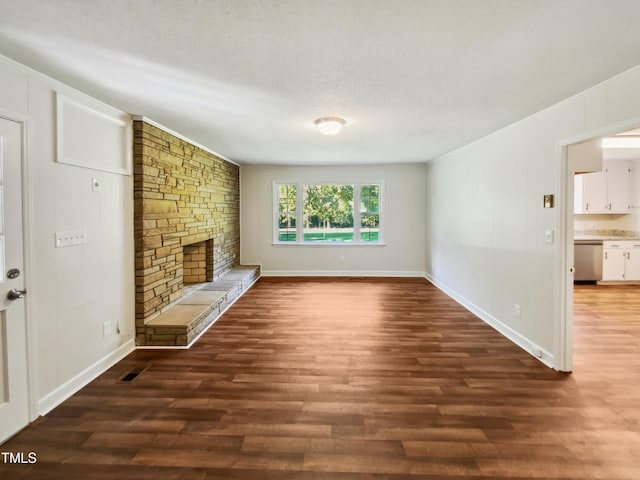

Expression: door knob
xmin=7 ymin=289 xmax=26 ymax=300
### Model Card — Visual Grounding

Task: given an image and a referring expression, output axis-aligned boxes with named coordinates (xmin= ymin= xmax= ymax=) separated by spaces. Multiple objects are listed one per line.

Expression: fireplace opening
xmin=183 ymin=239 xmax=214 ymax=285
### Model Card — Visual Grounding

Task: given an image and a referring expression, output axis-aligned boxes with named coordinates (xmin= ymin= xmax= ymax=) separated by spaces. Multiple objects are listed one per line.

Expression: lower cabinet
xmin=602 ymin=241 xmax=640 ymax=281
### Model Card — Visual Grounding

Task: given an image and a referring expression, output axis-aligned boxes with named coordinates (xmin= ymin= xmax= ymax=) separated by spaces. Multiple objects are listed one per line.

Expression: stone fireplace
xmin=133 ymin=119 xmax=240 ymax=345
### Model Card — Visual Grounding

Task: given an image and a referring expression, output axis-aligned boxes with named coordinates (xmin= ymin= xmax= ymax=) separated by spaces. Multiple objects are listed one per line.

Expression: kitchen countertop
xmin=574 ymin=234 xmax=640 ymax=242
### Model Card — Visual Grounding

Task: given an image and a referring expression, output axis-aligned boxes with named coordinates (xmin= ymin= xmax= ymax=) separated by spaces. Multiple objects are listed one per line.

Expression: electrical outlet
xmin=103 ymin=321 xmax=112 ymax=337
xmin=514 ymin=304 xmax=521 ymax=318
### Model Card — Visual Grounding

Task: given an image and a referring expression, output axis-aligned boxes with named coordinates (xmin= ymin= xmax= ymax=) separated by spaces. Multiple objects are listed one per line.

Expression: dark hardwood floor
xmin=1 ymin=278 xmax=639 ymax=479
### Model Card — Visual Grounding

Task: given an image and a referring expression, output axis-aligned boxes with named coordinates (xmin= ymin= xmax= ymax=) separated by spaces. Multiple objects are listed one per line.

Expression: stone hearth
xmin=144 ymin=265 xmax=260 ymax=346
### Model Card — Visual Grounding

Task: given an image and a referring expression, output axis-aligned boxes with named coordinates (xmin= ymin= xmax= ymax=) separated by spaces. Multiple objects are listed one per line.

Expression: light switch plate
xmin=55 ymin=230 xmax=87 ymax=248
xmin=544 ymin=229 xmax=554 ymax=244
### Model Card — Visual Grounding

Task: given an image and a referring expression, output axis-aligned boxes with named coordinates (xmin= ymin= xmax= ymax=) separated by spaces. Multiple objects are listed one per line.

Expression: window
xmin=277 ymin=184 xmax=297 ymax=242
xmin=360 ymin=184 xmax=380 ymax=242
xmin=274 ymin=182 xmax=383 ymax=244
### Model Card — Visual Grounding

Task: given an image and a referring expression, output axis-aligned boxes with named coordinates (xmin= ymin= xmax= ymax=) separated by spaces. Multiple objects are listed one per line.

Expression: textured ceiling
xmin=1 ymin=0 xmax=640 ymax=165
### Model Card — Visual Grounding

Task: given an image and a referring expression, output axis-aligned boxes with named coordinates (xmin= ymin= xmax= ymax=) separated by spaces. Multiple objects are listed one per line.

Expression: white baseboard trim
xmin=425 ymin=273 xmax=555 ymax=369
xmin=38 ymin=339 xmax=135 ymax=416
xmin=261 ymin=270 xmax=427 ymax=277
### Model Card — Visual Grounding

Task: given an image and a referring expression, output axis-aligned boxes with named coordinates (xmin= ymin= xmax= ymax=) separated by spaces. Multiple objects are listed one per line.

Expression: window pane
xmin=278 ymin=214 xmax=296 ymax=242
xmin=360 ymin=184 xmax=379 ymax=214
xmin=278 ymin=184 xmax=296 ymax=213
xmin=0 ymin=183 xmax=3 ymax=276
xmin=303 ymin=184 xmax=354 ymax=242
xmin=361 ymin=213 xmax=379 ymax=242
xmin=0 ymin=185 xmax=3 ymax=233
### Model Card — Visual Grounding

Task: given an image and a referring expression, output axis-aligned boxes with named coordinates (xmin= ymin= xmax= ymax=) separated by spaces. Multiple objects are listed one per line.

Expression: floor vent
xmin=119 ymin=363 xmax=151 ymax=382
xmin=120 ymin=372 xmax=139 ymax=382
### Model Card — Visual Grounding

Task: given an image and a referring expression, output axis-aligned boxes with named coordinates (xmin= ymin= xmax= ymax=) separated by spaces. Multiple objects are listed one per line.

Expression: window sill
xmin=272 ymin=242 xmax=386 ymax=247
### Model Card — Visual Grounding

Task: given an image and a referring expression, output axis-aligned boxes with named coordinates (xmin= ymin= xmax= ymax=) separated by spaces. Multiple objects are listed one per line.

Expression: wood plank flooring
xmin=1 ymin=278 xmax=639 ymax=479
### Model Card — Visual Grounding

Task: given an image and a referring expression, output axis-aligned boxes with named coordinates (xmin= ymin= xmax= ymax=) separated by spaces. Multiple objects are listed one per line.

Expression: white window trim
xmin=272 ymin=180 xmax=385 ymax=246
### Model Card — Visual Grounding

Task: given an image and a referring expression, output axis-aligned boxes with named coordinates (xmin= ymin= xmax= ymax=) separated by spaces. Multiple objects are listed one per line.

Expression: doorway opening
xmin=560 ymin=125 xmax=640 ymax=372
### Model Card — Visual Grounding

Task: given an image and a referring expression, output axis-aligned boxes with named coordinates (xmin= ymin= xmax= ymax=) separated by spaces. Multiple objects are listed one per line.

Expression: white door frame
xmin=556 ymin=141 xmax=575 ymax=372
xmin=0 ymin=108 xmax=38 ymax=422
xmin=556 ymin=114 xmax=640 ymax=372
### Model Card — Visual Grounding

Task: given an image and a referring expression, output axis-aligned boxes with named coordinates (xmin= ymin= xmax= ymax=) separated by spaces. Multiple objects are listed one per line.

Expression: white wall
xmin=241 ymin=164 xmax=426 ymax=276
xmin=0 ymin=55 xmax=135 ymax=415
xmin=426 ymin=63 xmax=640 ymax=369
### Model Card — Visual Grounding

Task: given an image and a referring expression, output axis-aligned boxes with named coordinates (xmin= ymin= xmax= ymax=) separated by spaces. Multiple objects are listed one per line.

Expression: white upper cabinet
xmin=606 ymin=163 xmax=631 ymax=213
xmin=574 ymin=160 xmax=630 ymax=214
xmin=575 ymin=170 xmax=607 ymax=213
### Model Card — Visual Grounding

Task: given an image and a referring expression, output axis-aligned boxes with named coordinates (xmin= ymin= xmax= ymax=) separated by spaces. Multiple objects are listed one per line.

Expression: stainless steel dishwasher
xmin=574 ymin=239 xmax=603 ymax=281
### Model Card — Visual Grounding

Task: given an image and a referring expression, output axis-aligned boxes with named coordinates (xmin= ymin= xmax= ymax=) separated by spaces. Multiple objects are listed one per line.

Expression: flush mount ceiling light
xmin=315 ymin=117 xmax=346 ymax=135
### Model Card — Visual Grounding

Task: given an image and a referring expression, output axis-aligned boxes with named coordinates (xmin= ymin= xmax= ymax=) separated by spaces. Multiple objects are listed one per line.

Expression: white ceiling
xmin=1 ymin=0 xmax=640 ymax=166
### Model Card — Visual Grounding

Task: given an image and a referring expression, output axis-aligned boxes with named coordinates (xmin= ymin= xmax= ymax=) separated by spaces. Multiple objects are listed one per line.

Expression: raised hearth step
xmin=143 ymin=265 xmax=260 ymax=346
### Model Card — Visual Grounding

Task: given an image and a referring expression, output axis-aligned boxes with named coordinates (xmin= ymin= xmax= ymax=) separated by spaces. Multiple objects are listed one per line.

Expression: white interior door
xmin=0 ymin=117 xmax=29 ymax=444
